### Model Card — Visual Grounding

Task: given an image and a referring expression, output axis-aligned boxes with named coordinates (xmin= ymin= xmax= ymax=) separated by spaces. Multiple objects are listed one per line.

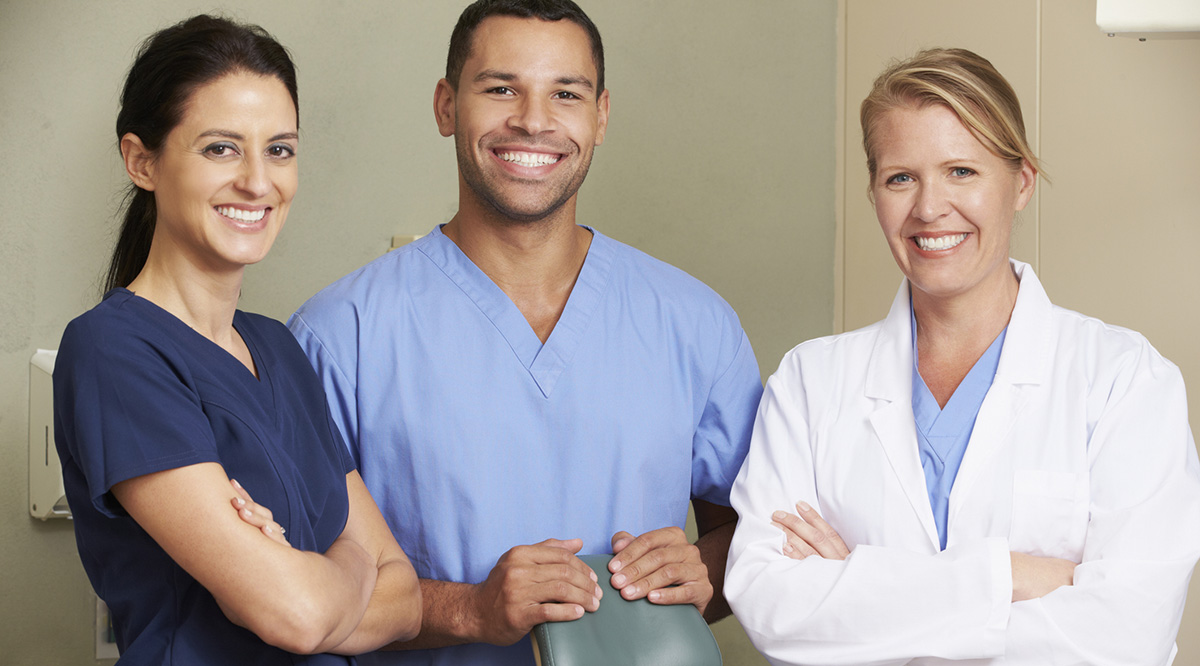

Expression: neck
xmin=911 ymin=265 xmax=1018 ymax=407
xmin=442 ymin=204 xmax=591 ymax=343
xmin=912 ymin=265 xmax=1019 ymax=353
xmin=442 ymin=201 xmax=589 ymax=293
xmin=126 ymin=247 xmax=244 ymax=345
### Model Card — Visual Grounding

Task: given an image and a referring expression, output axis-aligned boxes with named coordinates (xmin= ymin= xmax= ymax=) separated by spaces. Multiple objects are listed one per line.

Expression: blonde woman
xmin=726 ymin=48 xmax=1200 ymax=664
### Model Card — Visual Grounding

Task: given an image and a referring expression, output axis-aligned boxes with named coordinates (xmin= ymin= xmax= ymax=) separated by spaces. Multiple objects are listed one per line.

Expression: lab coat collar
xmin=998 ymin=260 xmax=1054 ymax=387
xmin=866 ymin=258 xmax=1053 ymax=401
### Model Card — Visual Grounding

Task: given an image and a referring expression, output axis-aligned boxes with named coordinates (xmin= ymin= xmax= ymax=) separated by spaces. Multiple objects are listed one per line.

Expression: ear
xmin=120 ymin=133 xmax=156 ymax=191
xmin=434 ymin=78 xmax=457 ymax=138
xmin=1013 ymin=159 xmax=1037 ymax=212
xmin=594 ymin=88 xmax=610 ymax=147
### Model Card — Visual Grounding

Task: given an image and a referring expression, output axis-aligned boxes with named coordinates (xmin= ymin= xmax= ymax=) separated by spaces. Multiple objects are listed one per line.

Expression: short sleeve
xmin=691 ymin=322 xmax=764 ymax=506
xmin=323 ymin=395 xmax=356 ymax=476
xmin=54 ymin=312 xmax=220 ymax=517
xmin=288 ymin=310 xmax=361 ymax=464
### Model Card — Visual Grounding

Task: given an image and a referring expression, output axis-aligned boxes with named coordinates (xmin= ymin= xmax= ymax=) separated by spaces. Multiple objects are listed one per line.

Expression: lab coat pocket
xmin=1009 ymin=470 xmax=1088 ymax=561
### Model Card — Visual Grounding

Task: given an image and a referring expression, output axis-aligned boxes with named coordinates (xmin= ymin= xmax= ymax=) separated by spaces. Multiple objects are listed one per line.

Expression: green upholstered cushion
xmin=531 ymin=554 xmax=722 ymax=666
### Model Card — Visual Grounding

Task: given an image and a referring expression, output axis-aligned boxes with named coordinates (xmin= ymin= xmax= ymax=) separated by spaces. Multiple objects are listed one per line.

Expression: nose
xmin=235 ymin=154 xmax=271 ymax=199
xmin=507 ymin=95 xmax=553 ymax=136
xmin=913 ymin=180 xmax=950 ymax=223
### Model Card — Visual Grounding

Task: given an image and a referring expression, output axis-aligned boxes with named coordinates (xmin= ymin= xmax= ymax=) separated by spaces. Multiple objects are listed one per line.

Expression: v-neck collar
xmin=112 ymin=288 xmax=271 ymax=390
xmin=415 ymin=224 xmax=614 ymax=398
xmin=910 ymin=306 xmax=1007 ymax=440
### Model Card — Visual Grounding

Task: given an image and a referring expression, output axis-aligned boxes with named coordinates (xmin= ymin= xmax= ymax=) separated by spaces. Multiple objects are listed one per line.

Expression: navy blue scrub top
xmin=54 ymin=289 xmax=357 ymax=665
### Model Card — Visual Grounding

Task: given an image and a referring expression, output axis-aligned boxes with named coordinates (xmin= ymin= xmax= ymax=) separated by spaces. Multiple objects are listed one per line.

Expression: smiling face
xmin=130 ymin=70 xmax=299 ymax=273
xmin=871 ymin=103 xmax=1035 ymax=305
xmin=435 ymin=15 xmax=609 ymax=224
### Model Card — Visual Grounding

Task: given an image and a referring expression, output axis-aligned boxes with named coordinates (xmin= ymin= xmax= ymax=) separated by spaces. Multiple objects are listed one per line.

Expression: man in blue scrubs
xmin=289 ymin=1 xmax=763 ymax=663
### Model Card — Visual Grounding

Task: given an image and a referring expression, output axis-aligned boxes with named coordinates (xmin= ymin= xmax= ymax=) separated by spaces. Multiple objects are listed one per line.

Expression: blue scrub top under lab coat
xmin=911 ymin=308 xmax=1007 ymax=550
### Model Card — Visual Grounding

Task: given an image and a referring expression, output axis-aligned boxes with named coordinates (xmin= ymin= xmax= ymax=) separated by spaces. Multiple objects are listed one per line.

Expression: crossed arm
xmin=113 ymin=463 xmax=420 ymax=655
xmin=771 ymin=502 xmax=1076 ymax=602
xmin=727 ymin=351 xmax=1200 ymax=665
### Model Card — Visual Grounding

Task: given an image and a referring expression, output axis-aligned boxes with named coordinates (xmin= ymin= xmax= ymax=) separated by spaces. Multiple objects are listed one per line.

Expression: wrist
xmin=456 ymin=581 xmax=489 ymax=644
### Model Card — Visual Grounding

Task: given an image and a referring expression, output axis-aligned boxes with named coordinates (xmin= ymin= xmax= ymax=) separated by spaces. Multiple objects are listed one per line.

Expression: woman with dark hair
xmin=53 ymin=15 xmax=420 ymax=664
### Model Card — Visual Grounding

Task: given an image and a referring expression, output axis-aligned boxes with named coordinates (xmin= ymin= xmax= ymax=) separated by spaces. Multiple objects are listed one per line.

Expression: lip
xmin=489 ymin=145 xmax=567 ymax=176
xmin=214 ymin=204 xmax=272 ymax=231
xmin=910 ymin=232 xmax=970 ymax=253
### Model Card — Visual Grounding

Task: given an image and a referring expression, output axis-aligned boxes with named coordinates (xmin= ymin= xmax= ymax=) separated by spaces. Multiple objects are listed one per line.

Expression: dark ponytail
xmin=104 ymin=14 xmax=298 ymax=294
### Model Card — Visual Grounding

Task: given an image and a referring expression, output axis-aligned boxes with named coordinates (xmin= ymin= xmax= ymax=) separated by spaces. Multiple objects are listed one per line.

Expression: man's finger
xmin=646 ymin=580 xmax=709 ymax=606
xmin=618 ymin=558 xmax=705 ymax=600
xmin=608 ymin=526 xmax=687 ymax=574
xmin=610 ymin=531 xmax=635 ymax=554
xmin=521 ymin=601 xmax=587 ymax=626
xmin=529 ymin=579 xmax=601 ymax=611
xmin=538 ymin=537 xmax=584 ymax=554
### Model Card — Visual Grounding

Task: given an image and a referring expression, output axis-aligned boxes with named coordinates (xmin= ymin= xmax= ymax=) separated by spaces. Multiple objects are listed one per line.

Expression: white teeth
xmin=915 ymin=233 xmax=967 ymax=251
xmin=216 ymin=206 xmax=266 ymax=222
xmin=497 ymin=150 xmax=560 ymax=167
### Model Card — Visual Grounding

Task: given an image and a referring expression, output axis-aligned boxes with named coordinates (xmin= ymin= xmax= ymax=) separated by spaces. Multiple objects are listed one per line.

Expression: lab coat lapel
xmin=867 ymin=280 xmax=941 ymax=551
xmin=948 ymin=261 xmax=1053 ymax=531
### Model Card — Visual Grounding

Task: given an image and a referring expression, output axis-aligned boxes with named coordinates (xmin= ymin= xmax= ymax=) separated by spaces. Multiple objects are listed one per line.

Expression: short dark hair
xmin=446 ymin=0 xmax=604 ymax=93
xmin=105 ymin=14 xmax=298 ymax=293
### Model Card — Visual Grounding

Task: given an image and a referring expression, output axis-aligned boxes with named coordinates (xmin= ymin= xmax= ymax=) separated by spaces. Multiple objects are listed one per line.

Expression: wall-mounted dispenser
xmin=29 ymin=349 xmax=70 ymax=520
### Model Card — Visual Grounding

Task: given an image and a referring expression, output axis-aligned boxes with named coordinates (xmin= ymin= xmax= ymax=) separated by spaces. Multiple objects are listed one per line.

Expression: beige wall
xmin=838 ymin=0 xmax=1200 ymax=660
xmin=0 ymin=1 xmax=835 ymax=663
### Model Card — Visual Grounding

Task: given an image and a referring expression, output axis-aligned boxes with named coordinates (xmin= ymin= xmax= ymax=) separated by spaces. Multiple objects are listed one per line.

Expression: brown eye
xmin=203 ymin=142 xmax=237 ymax=157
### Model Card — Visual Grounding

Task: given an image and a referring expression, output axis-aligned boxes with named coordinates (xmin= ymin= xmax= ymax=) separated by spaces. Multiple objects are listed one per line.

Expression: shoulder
xmin=1051 ymin=305 xmax=1153 ymax=353
xmin=775 ymin=319 xmax=884 ymax=378
xmin=236 ymin=310 xmax=316 ymax=369
xmin=236 ymin=310 xmax=294 ymax=345
xmin=297 ymin=244 xmax=422 ymax=318
xmin=1048 ymin=304 xmax=1181 ymax=385
xmin=62 ymin=289 xmax=141 ymax=339
xmin=59 ymin=291 xmax=184 ymax=368
xmin=597 ymin=231 xmax=743 ymax=326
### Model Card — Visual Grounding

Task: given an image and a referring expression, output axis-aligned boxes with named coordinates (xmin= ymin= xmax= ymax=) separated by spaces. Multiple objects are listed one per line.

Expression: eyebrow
xmin=198 ymin=129 xmax=299 ymax=142
xmin=473 ymin=69 xmax=595 ymax=92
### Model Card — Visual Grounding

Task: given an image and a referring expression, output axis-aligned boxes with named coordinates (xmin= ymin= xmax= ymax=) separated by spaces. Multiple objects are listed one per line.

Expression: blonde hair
xmin=860 ymin=48 xmax=1042 ymax=183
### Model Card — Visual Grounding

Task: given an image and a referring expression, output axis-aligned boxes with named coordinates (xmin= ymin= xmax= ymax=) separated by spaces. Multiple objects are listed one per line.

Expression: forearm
xmin=113 ymin=464 xmax=378 ymax=655
xmin=695 ymin=520 xmax=735 ymax=622
xmin=379 ymin=579 xmax=482 ymax=651
xmin=328 ymin=557 xmax=423 ymax=655
xmin=1002 ymin=556 xmax=1197 ymax=665
xmin=233 ymin=536 xmax=377 ymax=654
xmin=726 ymin=536 xmax=1010 ymax=664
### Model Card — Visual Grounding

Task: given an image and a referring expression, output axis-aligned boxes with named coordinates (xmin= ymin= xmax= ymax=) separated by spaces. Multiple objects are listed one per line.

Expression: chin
xmin=488 ymin=197 xmax=571 ymax=224
xmin=220 ymin=244 xmax=274 ymax=268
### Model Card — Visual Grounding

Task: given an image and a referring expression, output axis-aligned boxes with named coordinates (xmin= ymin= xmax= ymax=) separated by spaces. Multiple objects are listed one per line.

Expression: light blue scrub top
xmin=289 ymin=225 xmax=763 ymax=666
xmin=911 ymin=308 xmax=1006 ymax=550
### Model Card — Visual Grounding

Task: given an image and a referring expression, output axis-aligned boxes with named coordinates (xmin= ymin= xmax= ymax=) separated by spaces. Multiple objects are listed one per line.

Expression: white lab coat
xmin=726 ymin=260 xmax=1200 ymax=666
